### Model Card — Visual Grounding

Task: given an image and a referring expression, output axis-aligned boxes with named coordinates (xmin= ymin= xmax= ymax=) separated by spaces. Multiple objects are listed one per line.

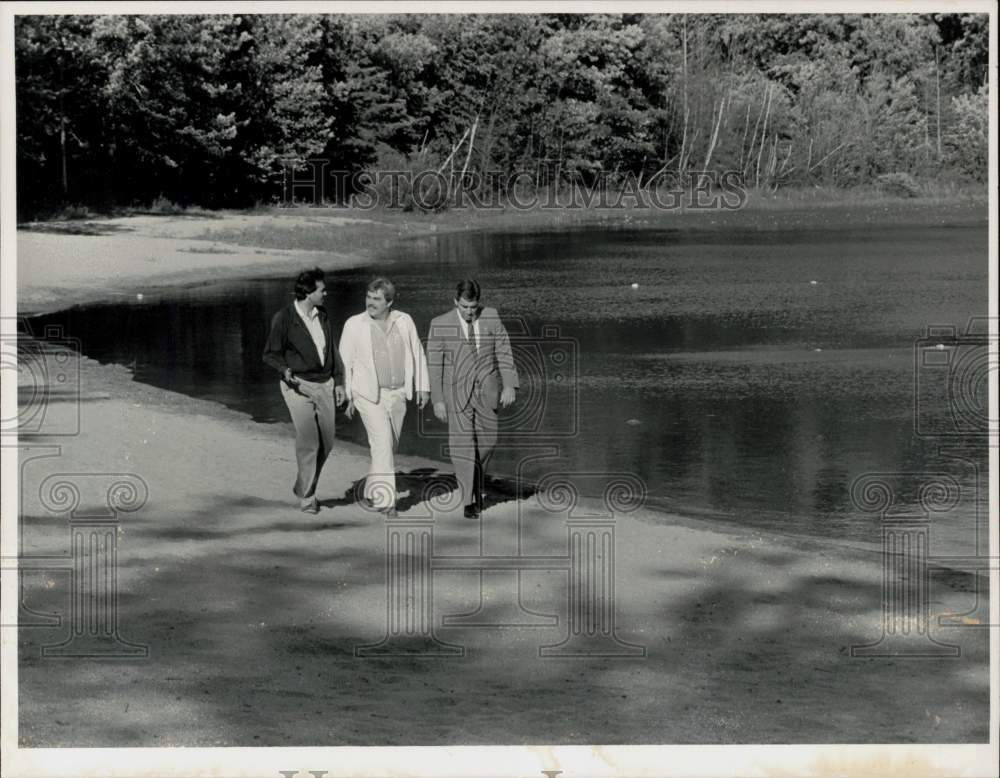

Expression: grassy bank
xmin=186 ymin=187 xmax=988 ymax=254
xmin=23 ymin=179 xmax=987 ymax=223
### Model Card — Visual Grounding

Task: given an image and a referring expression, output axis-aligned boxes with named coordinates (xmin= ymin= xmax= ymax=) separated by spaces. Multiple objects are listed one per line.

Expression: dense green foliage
xmin=15 ymin=13 xmax=989 ymax=215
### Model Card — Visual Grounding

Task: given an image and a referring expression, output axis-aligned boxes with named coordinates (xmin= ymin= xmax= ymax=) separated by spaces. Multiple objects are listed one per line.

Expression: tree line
xmin=15 ymin=13 xmax=989 ymax=217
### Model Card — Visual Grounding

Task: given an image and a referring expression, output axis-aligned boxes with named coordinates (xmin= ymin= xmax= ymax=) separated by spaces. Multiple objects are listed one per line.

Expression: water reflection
xmin=30 ymin=223 xmax=988 ymax=547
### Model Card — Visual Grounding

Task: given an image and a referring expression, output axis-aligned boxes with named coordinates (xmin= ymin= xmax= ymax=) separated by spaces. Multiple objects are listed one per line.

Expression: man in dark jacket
xmin=263 ymin=268 xmax=346 ymax=513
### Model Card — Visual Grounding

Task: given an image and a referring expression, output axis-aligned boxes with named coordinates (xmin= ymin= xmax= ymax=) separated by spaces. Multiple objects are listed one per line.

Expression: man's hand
xmin=344 ymin=400 xmax=355 ymax=420
xmin=283 ymin=369 xmax=299 ymax=386
xmin=416 ymin=390 xmax=430 ymax=409
xmin=334 ymin=385 xmax=346 ymax=405
xmin=500 ymin=386 xmax=516 ymax=408
xmin=433 ymin=401 xmax=448 ymax=422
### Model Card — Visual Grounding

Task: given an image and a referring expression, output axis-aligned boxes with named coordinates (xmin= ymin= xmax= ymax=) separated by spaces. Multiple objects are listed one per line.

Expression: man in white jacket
xmin=340 ymin=277 xmax=430 ymax=516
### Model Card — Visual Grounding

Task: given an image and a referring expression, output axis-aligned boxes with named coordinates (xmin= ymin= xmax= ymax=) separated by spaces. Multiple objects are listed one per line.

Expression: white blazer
xmin=339 ymin=310 xmax=430 ymax=403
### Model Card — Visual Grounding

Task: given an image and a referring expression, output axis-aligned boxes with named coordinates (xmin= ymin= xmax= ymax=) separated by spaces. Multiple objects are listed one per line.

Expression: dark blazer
xmin=426 ymin=307 xmax=518 ymax=412
xmin=263 ymin=302 xmax=344 ymax=384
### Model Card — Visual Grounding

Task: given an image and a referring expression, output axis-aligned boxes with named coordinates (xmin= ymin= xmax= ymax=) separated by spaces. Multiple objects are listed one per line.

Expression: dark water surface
xmin=32 ymin=223 xmax=989 ymax=548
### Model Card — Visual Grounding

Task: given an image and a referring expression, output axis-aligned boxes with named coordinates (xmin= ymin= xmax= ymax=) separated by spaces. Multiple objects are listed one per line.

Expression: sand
xmin=8 ymin=210 xmax=991 ymax=747
xmin=16 ymin=213 xmax=380 ymax=314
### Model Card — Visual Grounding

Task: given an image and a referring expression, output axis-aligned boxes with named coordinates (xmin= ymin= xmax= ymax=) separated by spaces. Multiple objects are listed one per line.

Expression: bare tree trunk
xmin=755 ymin=84 xmax=772 ymax=188
xmin=777 ymin=140 xmax=794 ymax=179
xmin=647 ymin=153 xmax=679 ymax=184
xmin=808 ymin=141 xmax=852 ymax=172
xmin=479 ymin=112 xmax=495 ymax=171
xmin=766 ymin=135 xmax=778 ymax=188
xmin=58 ymin=49 xmax=68 ymax=197
xmin=923 ymin=77 xmax=931 ymax=160
xmin=680 ymin=16 xmax=689 ymax=174
xmin=459 ymin=113 xmax=479 ymax=181
xmin=738 ymin=101 xmax=751 ymax=174
xmin=934 ymin=45 xmax=942 ymax=157
xmin=746 ymin=83 xmax=768 ymax=180
xmin=681 ymin=129 xmax=700 ymax=175
xmin=702 ymin=95 xmax=727 ymax=171
xmin=435 ymin=126 xmax=471 ymax=176
xmin=60 ymin=115 xmax=68 ymax=197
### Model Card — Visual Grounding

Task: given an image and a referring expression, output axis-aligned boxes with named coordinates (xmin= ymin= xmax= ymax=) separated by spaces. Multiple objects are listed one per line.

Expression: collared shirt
xmin=294 ymin=300 xmax=326 ymax=366
xmin=370 ymin=315 xmax=406 ymax=389
xmin=456 ymin=309 xmax=480 ymax=350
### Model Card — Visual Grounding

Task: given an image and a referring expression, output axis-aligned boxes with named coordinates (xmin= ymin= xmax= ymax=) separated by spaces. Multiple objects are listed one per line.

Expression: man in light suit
xmin=340 ymin=277 xmax=430 ymax=516
xmin=427 ymin=279 xmax=518 ymax=519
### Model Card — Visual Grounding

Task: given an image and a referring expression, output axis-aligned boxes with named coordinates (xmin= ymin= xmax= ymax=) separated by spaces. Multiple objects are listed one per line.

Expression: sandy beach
xmin=11 ymin=207 xmax=990 ymax=746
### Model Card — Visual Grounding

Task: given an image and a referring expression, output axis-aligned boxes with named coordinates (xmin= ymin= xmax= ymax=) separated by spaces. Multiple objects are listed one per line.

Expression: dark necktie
xmin=466 ymin=320 xmax=477 ymax=352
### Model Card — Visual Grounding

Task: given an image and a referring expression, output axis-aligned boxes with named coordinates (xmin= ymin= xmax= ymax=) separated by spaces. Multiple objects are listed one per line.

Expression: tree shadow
xmin=651 ymin=552 xmax=989 ymax=744
xmin=332 ymin=467 xmax=539 ymax=514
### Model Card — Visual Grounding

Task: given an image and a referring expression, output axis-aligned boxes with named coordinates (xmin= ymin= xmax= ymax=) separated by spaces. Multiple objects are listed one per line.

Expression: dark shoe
xmin=463 ymin=504 xmax=481 ymax=520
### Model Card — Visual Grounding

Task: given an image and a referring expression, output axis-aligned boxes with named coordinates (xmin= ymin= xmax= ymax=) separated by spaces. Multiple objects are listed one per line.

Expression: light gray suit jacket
xmin=426 ymin=307 xmax=518 ymax=412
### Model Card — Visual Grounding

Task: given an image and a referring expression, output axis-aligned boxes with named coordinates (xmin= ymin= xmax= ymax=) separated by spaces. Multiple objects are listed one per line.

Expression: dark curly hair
xmin=294 ymin=267 xmax=326 ymax=300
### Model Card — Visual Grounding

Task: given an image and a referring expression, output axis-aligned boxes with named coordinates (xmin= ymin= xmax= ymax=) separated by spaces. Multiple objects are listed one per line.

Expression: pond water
xmin=31 ymin=222 xmax=989 ymax=548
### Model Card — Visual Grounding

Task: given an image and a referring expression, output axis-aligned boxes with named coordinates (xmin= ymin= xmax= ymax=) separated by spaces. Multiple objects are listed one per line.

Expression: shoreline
xmin=15 ymin=199 xmax=989 ymax=555
xmin=10 ymin=201 xmax=990 ymax=745
xmin=17 ymin=196 xmax=988 ymax=317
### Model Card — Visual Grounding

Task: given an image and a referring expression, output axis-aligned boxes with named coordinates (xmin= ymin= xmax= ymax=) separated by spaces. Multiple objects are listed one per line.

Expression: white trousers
xmin=354 ymin=387 xmax=408 ymax=508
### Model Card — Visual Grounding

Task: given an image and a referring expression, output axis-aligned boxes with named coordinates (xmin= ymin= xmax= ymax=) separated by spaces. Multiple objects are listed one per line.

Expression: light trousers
xmin=354 ymin=387 xmax=408 ymax=508
xmin=279 ymin=378 xmax=337 ymax=502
